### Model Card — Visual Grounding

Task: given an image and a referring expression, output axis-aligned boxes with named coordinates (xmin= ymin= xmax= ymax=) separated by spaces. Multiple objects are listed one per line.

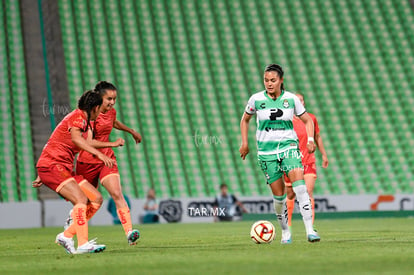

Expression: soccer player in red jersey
xmin=65 ymin=81 xmax=141 ymax=245
xmin=284 ymin=93 xmax=329 ymax=228
xmin=32 ymin=90 xmax=118 ymax=254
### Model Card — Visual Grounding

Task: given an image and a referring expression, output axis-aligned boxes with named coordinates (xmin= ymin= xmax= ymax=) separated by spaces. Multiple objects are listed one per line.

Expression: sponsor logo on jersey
xmin=283 ymin=99 xmax=289 ymax=108
xmin=269 ymin=108 xmax=283 ymax=120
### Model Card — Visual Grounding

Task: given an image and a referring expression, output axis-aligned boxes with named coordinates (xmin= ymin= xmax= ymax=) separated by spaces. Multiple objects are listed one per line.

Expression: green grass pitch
xmin=1 ymin=217 xmax=414 ymax=274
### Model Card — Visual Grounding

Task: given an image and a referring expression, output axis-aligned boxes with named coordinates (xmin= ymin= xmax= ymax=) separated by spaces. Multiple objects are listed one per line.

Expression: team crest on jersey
xmin=283 ymin=99 xmax=290 ymax=108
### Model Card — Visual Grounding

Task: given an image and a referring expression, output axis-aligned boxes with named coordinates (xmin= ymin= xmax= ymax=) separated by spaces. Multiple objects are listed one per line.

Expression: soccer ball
xmin=250 ymin=220 xmax=276 ymax=244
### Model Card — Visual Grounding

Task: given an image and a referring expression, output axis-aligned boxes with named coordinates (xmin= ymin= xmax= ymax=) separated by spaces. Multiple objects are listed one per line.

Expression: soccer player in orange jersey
xmin=64 ymin=81 xmax=141 ymax=246
xmin=32 ymin=90 xmax=118 ymax=254
xmin=284 ymin=93 xmax=329 ymax=229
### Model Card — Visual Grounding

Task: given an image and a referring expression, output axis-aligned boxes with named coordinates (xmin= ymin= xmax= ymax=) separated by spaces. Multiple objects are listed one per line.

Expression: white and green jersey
xmin=245 ymin=90 xmax=306 ymax=158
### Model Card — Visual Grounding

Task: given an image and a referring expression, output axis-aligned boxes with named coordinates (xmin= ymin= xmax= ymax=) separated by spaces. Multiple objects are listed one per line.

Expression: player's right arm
xmin=85 ymin=129 xmax=125 ymax=148
xmin=240 ymin=112 xmax=253 ymax=160
xmin=71 ymin=127 xmax=115 ymax=167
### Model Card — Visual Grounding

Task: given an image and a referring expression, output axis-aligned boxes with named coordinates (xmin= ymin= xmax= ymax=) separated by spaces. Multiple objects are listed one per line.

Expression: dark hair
xmin=77 ymin=90 xmax=102 ymax=131
xmin=264 ymin=64 xmax=285 ymax=91
xmin=94 ymin=81 xmax=117 ymax=96
xmin=220 ymin=183 xmax=228 ymax=189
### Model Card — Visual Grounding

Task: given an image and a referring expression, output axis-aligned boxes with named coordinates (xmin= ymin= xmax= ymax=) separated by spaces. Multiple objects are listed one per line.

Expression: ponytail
xmin=78 ymin=90 xmax=103 ymax=132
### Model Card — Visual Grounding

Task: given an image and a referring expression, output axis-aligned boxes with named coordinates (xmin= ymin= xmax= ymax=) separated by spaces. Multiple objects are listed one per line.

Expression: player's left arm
xmin=314 ymin=119 xmax=328 ymax=169
xmin=315 ymin=133 xmax=329 ymax=168
xmin=293 ymin=94 xmax=315 ymax=153
xmin=113 ymin=120 xmax=142 ymax=144
xmin=312 ymin=115 xmax=329 ymax=168
xmin=298 ymin=112 xmax=316 ymax=153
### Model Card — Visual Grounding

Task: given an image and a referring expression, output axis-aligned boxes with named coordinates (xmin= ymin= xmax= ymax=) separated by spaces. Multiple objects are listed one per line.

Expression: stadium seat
xmin=0 ymin=0 xmax=36 ymax=202
xmin=54 ymin=0 xmax=414 ymax=198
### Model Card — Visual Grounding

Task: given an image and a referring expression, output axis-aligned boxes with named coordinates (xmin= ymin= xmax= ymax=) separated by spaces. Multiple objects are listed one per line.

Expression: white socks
xmin=292 ymin=183 xmax=314 ymax=235
xmin=273 ymin=194 xmax=289 ymax=232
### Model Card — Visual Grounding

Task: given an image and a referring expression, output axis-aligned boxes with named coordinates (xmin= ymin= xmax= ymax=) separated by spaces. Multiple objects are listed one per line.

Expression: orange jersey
xmin=293 ymin=113 xmax=320 ymax=165
xmin=77 ymin=108 xmax=116 ymax=164
xmin=37 ymin=109 xmax=89 ymax=170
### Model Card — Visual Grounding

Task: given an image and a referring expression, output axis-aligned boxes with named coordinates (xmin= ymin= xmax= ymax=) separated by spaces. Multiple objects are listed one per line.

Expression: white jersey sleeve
xmin=293 ymin=95 xmax=306 ymax=116
xmin=245 ymin=95 xmax=256 ymax=115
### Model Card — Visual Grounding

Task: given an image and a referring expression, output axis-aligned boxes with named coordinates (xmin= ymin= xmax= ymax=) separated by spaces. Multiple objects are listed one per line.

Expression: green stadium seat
xmin=0 ymin=0 xmax=36 ymax=202
xmin=54 ymin=0 xmax=414 ymax=198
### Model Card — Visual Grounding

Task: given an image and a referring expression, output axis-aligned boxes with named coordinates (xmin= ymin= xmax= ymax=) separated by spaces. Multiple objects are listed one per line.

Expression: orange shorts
xmin=76 ymin=161 xmax=119 ymax=188
xmin=284 ymin=163 xmax=317 ymax=186
xmin=37 ymin=164 xmax=84 ymax=192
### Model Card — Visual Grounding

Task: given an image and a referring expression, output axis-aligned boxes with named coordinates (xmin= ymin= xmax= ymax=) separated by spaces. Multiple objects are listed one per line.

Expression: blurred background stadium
xmin=1 ymin=0 xmax=413 ymax=204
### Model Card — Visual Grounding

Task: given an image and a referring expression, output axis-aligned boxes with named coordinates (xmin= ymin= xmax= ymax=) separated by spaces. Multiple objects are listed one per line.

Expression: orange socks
xmin=64 ymin=202 xmax=101 ymax=239
xmin=69 ymin=203 xmax=88 ymax=246
xmin=117 ymin=207 xmax=132 ymax=235
xmin=286 ymin=198 xmax=295 ymax=227
xmin=86 ymin=202 xmax=102 ymax=219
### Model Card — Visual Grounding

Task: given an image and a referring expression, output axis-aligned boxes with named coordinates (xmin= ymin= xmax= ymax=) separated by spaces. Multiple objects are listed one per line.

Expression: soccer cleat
xmin=280 ymin=230 xmax=292 ymax=244
xmin=127 ymin=229 xmax=140 ymax=245
xmin=64 ymin=209 xmax=73 ymax=230
xmin=76 ymin=239 xmax=106 ymax=254
xmin=55 ymin=232 xmax=76 ymax=254
xmin=307 ymin=233 xmax=321 ymax=243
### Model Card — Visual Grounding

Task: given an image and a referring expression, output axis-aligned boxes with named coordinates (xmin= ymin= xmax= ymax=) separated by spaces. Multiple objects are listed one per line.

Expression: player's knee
xmin=286 ymin=187 xmax=295 ymax=200
xmin=94 ymin=193 xmax=103 ymax=205
xmin=108 ymin=189 xmax=123 ymax=203
xmin=73 ymin=193 xmax=88 ymax=205
xmin=292 ymin=183 xmax=307 ymax=196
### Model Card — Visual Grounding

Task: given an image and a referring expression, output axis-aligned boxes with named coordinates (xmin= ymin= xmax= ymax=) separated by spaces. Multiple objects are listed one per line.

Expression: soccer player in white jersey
xmin=239 ymin=64 xmax=320 ymax=243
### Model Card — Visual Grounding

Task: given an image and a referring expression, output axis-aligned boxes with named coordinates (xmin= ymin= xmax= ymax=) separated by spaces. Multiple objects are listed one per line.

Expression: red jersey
xmin=77 ymin=108 xmax=116 ymax=164
xmin=37 ymin=109 xmax=89 ymax=170
xmin=293 ymin=113 xmax=320 ymax=165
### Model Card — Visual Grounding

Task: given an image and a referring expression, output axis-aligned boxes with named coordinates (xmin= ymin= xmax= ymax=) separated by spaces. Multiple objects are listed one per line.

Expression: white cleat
xmin=281 ymin=230 xmax=292 ymax=244
xmin=76 ymin=239 xmax=106 ymax=254
xmin=307 ymin=231 xmax=321 ymax=243
xmin=55 ymin=232 xmax=76 ymax=254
